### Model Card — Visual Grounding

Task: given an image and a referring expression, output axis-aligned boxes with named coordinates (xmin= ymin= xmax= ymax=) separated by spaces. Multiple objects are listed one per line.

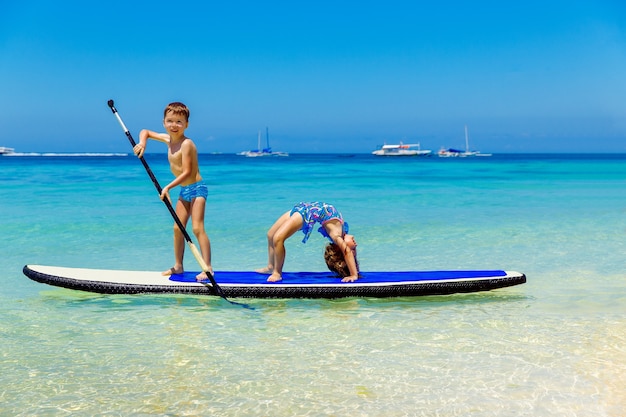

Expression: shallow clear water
xmin=1 ymin=153 xmax=624 ymax=416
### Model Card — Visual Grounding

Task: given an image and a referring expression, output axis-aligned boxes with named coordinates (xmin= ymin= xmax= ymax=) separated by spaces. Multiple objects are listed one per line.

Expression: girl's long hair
xmin=324 ymin=243 xmax=359 ymax=278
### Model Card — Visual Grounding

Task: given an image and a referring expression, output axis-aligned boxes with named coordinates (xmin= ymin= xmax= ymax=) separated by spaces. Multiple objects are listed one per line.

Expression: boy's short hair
xmin=164 ymin=102 xmax=190 ymax=121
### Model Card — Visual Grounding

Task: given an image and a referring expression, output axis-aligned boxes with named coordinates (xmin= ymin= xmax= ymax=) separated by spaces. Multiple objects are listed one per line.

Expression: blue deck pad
xmin=170 ymin=270 xmax=508 ymax=285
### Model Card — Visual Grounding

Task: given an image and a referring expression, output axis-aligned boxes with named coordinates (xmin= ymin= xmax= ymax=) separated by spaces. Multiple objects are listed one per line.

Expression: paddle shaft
xmin=107 ymin=100 xmax=225 ymax=297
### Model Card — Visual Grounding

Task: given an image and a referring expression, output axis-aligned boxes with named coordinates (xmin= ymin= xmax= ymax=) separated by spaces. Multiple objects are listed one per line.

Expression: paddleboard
xmin=23 ymin=264 xmax=526 ymax=299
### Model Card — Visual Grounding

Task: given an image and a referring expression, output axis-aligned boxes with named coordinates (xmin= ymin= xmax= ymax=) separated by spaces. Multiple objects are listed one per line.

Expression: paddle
xmin=107 ymin=99 xmax=232 ymax=302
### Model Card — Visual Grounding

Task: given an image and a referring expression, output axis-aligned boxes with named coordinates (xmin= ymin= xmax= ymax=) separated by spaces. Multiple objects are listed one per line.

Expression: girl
xmin=256 ymin=202 xmax=359 ymax=282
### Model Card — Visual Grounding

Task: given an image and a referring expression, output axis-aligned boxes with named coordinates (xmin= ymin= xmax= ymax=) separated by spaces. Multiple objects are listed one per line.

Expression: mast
xmin=465 ymin=125 xmax=469 ymax=153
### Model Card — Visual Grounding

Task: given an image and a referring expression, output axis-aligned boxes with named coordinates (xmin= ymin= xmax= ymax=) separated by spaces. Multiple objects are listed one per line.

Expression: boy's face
xmin=163 ymin=111 xmax=188 ymax=134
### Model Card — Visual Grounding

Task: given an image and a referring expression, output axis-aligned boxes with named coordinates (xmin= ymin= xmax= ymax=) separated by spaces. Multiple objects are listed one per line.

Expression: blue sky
xmin=1 ymin=0 xmax=625 ymax=153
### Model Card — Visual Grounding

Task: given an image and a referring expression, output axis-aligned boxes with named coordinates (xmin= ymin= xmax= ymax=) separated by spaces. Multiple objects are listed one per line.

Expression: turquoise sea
xmin=1 ymin=153 xmax=624 ymax=416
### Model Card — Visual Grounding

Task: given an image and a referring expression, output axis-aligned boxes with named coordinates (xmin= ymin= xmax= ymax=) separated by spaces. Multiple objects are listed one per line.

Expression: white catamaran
xmin=438 ymin=126 xmax=491 ymax=157
xmin=238 ymin=128 xmax=288 ymax=157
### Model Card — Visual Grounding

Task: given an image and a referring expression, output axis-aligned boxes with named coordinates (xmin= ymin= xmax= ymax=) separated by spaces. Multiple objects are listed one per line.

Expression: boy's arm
xmin=134 ymin=129 xmax=170 ymax=157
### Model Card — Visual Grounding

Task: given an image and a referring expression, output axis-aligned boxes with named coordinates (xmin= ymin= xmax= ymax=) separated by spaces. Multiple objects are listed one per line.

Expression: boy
xmin=133 ymin=102 xmax=213 ymax=281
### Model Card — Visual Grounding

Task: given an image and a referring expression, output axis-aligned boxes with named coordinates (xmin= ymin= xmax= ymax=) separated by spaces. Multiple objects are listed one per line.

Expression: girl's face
xmin=344 ymin=234 xmax=357 ymax=250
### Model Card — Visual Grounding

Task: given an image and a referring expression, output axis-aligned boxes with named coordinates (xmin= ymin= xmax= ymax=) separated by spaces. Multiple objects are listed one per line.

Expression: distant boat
xmin=238 ymin=128 xmax=288 ymax=157
xmin=0 ymin=147 xmax=15 ymax=155
xmin=438 ymin=126 xmax=491 ymax=157
xmin=372 ymin=142 xmax=432 ymax=157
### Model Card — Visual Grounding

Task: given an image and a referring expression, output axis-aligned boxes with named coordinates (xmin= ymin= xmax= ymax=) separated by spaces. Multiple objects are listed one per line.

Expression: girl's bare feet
xmin=255 ymin=266 xmax=273 ymax=274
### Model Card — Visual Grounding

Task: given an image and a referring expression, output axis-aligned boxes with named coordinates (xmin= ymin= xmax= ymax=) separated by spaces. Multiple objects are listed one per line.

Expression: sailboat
xmin=238 ymin=128 xmax=288 ymax=157
xmin=437 ymin=125 xmax=491 ymax=157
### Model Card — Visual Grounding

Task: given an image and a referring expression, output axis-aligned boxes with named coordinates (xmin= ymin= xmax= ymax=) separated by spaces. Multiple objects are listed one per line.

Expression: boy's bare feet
xmin=196 ymin=269 xmax=214 ymax=282
xmin=162 ymin=266 xmax=183 ymax=276
xmin=267 ymin=273 xmax=282 ymax=282
xmin=255 ymin=266 xmax=273 ymax=274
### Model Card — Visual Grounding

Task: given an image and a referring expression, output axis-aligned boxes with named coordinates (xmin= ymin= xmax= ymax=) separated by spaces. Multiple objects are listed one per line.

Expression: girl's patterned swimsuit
xmin=290 ymin=202 xmax=349 ymax=243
